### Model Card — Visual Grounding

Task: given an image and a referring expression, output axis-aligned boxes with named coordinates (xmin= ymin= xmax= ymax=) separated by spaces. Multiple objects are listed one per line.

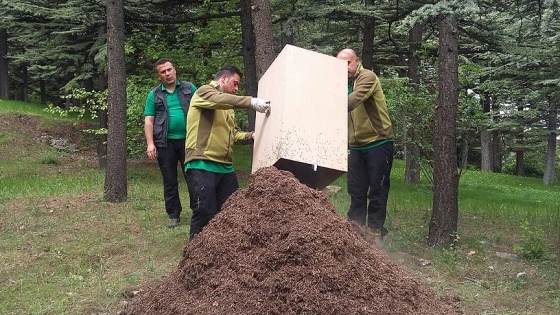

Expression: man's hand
xmin=146 ymin=143 xmax=157 ymax=160
xmin=251 ymin=98 xmax=271 ymax=113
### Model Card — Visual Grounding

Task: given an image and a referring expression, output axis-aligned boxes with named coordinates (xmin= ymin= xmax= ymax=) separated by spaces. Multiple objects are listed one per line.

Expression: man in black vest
xmin=144 ymin=58 xmax=197 ymax=228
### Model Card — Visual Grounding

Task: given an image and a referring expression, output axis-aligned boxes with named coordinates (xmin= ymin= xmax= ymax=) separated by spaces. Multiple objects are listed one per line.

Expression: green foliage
xmin=400 ymin=0 xmax=480 ymax=28
xmin=503 ymin=151 xmax=546 ymax=178
xmin=514 ymin=219 xmax=547 ymax=261
xmin=126 ymin=75 xmax=153 ymax=158
xmin=383 ymin=76 xmax=436 ymax=157
xmin=42 ymin=77 xmax=151 ymax=159
xmin=46 ymin=89 xmax=107 ymax=120
xmin=3 ymin=0 xmax=558 ymax=180
xmin=235 ymin=108 xmax=249 ymax=131
xmin=382 ymin=56 xmax=485 ymax=173
xmin=1 ymin=0 xmax=107 ymax=103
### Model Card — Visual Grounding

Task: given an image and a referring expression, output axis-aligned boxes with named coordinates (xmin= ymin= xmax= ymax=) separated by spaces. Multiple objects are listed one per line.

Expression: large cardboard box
xmin=252 ymin=45 xmax=348 ymax=190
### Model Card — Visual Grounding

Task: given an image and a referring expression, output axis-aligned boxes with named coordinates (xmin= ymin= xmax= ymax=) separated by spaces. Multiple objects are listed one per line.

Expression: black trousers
xmin=156 ymin=139 xmax=186 ymax=219
xmin=185 ymin=169 xmax=239 ymax=240
xmin=347 ymin=141 xmax=394 ymax=235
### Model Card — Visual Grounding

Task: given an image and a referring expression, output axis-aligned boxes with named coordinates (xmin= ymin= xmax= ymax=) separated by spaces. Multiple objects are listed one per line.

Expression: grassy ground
xmin=1 ymin=100 xmax=559 ymax=314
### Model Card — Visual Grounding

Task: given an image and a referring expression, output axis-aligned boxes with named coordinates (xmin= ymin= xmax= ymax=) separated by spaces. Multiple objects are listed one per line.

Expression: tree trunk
xmin=428 ymin=15 xmax=459 ymax=247
xmin=104 ymin=0 xmax=127 ymax=202
xmin=492 ymin=131 xmax=502 ymax=172
xmin=0 ymin=29 xmax=8 ymax=99
xmin=491 ymin=98 xmax=502 ymax=172
xmin=460 ymin=139 xmax=469 ymax=171
xmin=252 ymin=0 xmax=275 ymax=79
xmin=405 ymin=23 xmax=423 ymax=184
xmin=515 ymin=150 xmax=524 ymax=176
xmin=95 ymin=26 xmax=108 ymax=169
xmin=361 ymin=0 xmax=375 ymax=70
xmin=22 ymin=66 xmax=29 ymax=102
xmin=480 ymin=127 xmax=492 ymax=170
xmin=543 ymin=99 xmax=558 ymax=185
xmin=240 ymin=0 xmax=257 ymax=130
xmin=98 ymin=107 xmax=108 ymax=169
xmin=40 ymin=80 xmax=47 ymax=104
xmin=480 ymin=92 xmax=492 ymax=171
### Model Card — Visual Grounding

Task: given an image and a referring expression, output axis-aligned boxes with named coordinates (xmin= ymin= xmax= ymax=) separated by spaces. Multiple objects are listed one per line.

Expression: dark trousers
xmin=185 ymin=169 xmax=239 ymax=240
xmin=347 ymin=141 xmax=394 ymax=235
xmin=156 ymin=139 xmax=186 ymax=219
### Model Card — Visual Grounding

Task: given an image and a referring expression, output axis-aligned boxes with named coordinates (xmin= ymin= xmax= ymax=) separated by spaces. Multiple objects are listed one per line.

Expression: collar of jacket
xmin=351 ymin=63 xmax=365 ymax=81
xmin=160 ymin=80 xmax=181 ymax=92
xmin=209 ymin=80 xmax=223 ymax=92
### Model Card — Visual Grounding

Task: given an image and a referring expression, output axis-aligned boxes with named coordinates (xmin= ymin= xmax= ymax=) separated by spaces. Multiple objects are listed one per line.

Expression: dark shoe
xmin=167 ymin=218 xmax=180 ymax=228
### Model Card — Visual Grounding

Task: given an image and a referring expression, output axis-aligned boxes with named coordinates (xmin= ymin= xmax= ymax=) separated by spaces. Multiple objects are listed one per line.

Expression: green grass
xmin=0 ymin=99 xmax=97 ymax=121
xmin=0 ymin=101 xmax=559 ymax=314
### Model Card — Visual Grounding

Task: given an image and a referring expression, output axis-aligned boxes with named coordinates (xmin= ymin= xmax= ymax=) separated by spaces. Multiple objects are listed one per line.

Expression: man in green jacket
xmin=185 ymin=65 xmax=270 ymax=241
xmin=337 ymin=48 xmax=394 ymax=238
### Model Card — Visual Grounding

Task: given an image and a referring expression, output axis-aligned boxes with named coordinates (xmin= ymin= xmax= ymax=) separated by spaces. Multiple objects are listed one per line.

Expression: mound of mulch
xmin=122 ymin=167 xmax=459 ymax=315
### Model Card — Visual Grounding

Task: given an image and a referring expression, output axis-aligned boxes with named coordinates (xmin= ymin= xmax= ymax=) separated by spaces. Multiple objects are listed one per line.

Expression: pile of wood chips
xmin=121 ymin=166 xmax=459 ymax=315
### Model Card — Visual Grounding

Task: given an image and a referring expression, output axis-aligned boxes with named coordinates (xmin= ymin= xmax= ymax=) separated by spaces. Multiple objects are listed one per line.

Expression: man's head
xmin=155 ymin=58 xmax=177 ymax=88
xmin=215 ymin=65 xmax=243 ymax=94
xmin=336 ymin=49 xmax=360 ymax=80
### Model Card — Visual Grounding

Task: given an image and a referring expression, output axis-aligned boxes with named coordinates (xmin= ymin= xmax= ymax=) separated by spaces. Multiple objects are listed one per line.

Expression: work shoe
xmin=368 ymin=228 xmax=386 ymax=247
xmin=167 ymin=218 xmax=180 ymax=228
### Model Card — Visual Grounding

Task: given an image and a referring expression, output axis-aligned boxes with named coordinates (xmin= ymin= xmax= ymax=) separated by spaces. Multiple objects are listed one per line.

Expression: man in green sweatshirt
xmin=337 ymin=48 xmax=394 ymax=238
xmin=185 ymin=65 xmax=270 ymax=241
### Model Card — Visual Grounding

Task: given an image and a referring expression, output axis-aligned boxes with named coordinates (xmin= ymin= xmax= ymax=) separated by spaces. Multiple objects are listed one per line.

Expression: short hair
xmin=154 ymin=58 xmax=174 ymax=69
xmin=214 ymin=65 xmax=243 ymax=81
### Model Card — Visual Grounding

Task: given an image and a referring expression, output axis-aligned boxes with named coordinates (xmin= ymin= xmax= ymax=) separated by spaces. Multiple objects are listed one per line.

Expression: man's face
xmin=156 ymin=62 xmax=177 ymax=86
xmin=219 ymin=73 xmax=241 ymax=94
xmin=337 ymin=51 xmax=359 ymax=79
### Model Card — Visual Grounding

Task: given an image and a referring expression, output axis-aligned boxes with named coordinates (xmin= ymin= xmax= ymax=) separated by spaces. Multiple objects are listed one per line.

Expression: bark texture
xmin=104 ymin=0 xmax=127 ymax=202
xmin=428 ymin=15 xmax=459 ymax=247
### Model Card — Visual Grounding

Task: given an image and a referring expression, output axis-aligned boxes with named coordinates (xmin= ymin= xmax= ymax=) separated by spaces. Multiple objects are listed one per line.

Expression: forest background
xmin=0 ymin=0 xmax=559 ymax=313
xmin=2 ymin=0 xmax=558 ymax=245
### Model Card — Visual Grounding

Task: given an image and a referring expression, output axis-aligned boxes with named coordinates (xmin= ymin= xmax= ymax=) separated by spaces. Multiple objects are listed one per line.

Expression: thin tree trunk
xmin=480 ymin=92 xmax=492 ymax=171
xmin=491 ymin=97 xmax=502 ymax=172
xmin=0 ymin=29 xmax=8 ymax=99
xmin=104 ymin=0 xmax=127 ymax=202
xmin=361 ymin=0 xmax=375 ymax=70
xmin=405 ymin=23 xmax=423 ymax=184
xmin=95 ymin=25 xmax=108 ymax=169
xmin=428 ymin=15 xmax=459 ymax=247
xmin=40 ymin=80 xmax=47 ymax=104
xmin=22 ymin=66 xmax=29 ymax=102
xmin=543 ymin=99 xmax=558 ymax=185
xmin=460 ymin=139 xmax=469 ymax=171
xmin=240 ymin=0 xmax=257 ymax=131
xmin=492 ymin=130 xmax=502 ymax=172
xmin=515 ymin=150 xmax=524 ymax=176
xmin=98 ymin=107 xmax=108 ymax=169
xmin=252 ymin=0 xmax=275 ymax=79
